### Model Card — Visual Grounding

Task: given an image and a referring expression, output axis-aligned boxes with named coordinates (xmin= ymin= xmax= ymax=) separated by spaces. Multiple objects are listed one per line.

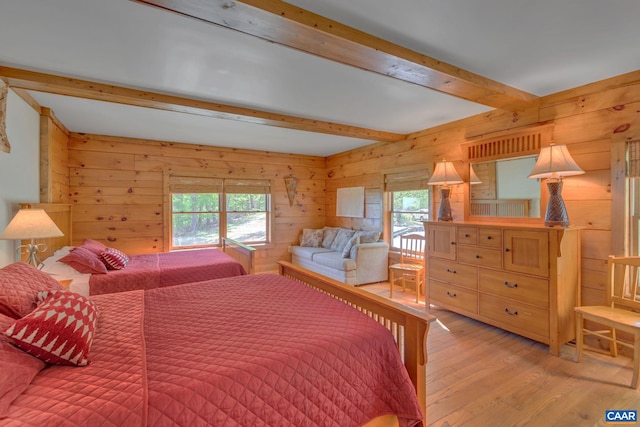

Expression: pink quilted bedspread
xmin=89 ymin=248 xmax=246 ymax=295
xmin=2 ymin=291 xmax=147 ymax=426
xmin=3 ymin=274 xmax=423 ymax=427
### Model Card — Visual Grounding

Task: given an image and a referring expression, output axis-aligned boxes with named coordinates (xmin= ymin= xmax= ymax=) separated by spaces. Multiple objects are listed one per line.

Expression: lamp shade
xmin=0 ymin=209 xmax=63 ymax=240
xmin=528 ymin=144 xmax=584 ymax=179
xmin=428 ymin=159 xmax=463 ymax=186
xmin=469 ymin=165 xmax=482 ymax=185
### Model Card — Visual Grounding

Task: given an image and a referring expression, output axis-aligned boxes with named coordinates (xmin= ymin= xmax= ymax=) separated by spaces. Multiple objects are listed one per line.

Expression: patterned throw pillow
xmin=321 ymin=227 xmax=340 ymax=249
xmin=0 ymin=262 xmax=63 ymax=319
xmin=330 ymin=229 xmax=355 ymax=252
xmin=300 ymin=229 xmax=324 ymax=248
xmin=342 ymin=235 xmax=360 ymax=258
xmin=4 ymin=290 xmax=99 ymax=366
xmin=59 ymin=246 xmax=108 ymax=275
xmin=100 ymin=247 xmax=130 ymax=270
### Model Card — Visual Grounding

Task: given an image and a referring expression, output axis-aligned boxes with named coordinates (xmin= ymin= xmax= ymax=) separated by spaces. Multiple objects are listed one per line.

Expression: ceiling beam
xmin=0 ymin=66 xmax=404 ymax=143
xmin=135 ymin=0 xmax=539 ymax=111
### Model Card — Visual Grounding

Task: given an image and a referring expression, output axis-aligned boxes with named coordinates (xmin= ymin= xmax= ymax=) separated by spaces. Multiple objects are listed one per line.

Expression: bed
xmin=21 ymin=203 xmax=256 ymax=296
xmin=0 ymin=261 xmax=434 ymax=426
xmin=41 ymin=239 xmax=254 ymax=296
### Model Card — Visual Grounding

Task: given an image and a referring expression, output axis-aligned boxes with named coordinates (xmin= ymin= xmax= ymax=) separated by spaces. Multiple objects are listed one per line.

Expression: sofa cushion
xmin=289 ymin=246 xmax=333 ymax=261
xmin=312 ymin=252 xmax=357 ymax=272
xmin=330 ymin=229 xmax=355 ymax=252
xmin=300 ymin=228 xmax=324 ymax=247
xmin=321 ymin=227 xmax=340 ymax=249
xmin=342 ymin=235 xmax=360 ymax=258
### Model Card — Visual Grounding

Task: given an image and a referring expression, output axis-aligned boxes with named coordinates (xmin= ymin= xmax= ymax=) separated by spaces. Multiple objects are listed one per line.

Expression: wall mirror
xmin=463 ymin=124 xmax=553 ymax=220
xmin=469 ymin=156 xmax=541 ymax=218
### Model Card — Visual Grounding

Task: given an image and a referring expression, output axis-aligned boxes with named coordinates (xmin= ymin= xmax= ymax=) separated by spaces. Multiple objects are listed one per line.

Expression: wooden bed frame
xmin=17 ymin=203 xmax=431 ymax=424
xmin=278 ymin=260 xmax=435 ymax=425
xmin=221 ymin=237 xmax=255 ymax=274
xmin=18 ymin=203 xmax=255 ymax=274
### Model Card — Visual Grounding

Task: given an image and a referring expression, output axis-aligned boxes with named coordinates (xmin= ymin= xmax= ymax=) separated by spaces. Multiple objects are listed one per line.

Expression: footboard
xmin=222 ymin=237 xmax=256 ymax=274
xmin=278 ymin=261 xmax=434 ymax=424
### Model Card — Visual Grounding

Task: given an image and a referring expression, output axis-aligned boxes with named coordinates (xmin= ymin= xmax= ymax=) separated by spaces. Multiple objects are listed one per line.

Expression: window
xmin=167 ymin=175 xmax=271 ymax=249
xmin=172 ymin=193 xmax=220 ymax=247
xmin=628 ymin=141 xmax=640 ymax=256
xmin=385 ymin=170 xmax=431 ymax=250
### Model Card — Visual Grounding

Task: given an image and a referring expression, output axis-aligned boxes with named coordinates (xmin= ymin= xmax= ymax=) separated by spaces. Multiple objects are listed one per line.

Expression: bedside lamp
xmin=0 ymin=208 xmax=64 ymax=267
xmin=428 ymin=159 xmax=463 ymax=221
xmin=528 ymin=144 xmax=584 ymax=227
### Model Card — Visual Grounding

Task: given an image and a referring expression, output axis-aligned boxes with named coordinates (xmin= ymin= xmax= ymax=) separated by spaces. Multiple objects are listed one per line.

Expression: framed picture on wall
xmin=336 ymin=186 xmax=364 ymax=218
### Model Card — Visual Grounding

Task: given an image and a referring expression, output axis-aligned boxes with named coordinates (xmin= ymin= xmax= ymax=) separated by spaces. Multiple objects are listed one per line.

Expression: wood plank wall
xmin=67 ymin=134 xmax=326 ymax=272
xmin=39 ymin=108 xmax=69 ymax=204
xmin=326 ymin=70 xmax=640 ymax=307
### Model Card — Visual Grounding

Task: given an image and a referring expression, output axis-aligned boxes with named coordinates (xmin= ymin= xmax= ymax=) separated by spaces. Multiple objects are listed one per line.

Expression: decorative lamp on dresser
xmin=424 ymin=221 xmax=580 ymax=356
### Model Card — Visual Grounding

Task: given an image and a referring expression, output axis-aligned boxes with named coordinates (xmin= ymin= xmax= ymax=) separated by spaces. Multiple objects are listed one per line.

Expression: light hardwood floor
xmin=360 ymin=282 xmax=640 ymax=427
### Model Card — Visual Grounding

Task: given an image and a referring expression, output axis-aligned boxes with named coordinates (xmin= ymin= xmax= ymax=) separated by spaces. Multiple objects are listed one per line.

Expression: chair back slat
xmin=400 ymin=234 xmax=425 ymax=265
xmin=608 ymin=255 xmax=640 ymax=311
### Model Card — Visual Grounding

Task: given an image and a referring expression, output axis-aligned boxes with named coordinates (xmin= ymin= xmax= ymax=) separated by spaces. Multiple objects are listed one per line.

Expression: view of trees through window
xmin=226 ymin=193 xmax=267 ymax=243
xmin=172 ymin=193 xmax=267 ymax=247
xmin=391 ymin=189 xmax=430 ymax=248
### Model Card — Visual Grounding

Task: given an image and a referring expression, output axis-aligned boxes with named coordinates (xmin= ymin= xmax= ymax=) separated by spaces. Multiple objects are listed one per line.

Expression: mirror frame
xmin=462 ymin=124 xmax=554 ymax=224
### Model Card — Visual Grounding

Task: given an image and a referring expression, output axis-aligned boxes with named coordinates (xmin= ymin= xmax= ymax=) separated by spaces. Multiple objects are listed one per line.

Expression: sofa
xmin=289 ymin=227 xmax=389 ymax=286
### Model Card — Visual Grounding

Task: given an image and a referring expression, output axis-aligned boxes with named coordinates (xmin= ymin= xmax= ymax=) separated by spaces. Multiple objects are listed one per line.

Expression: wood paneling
xmin=39 ymin=108 xmax=69 ymax=203
xmin=68 ymin=135 xmax=326 ymax=272
xmin=327 ymin=72 xmax=640 ymax=308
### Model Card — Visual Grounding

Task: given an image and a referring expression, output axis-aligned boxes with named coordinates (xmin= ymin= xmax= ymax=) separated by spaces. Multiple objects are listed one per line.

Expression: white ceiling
xmin=1 ymin=0 xmax=638 ymax=156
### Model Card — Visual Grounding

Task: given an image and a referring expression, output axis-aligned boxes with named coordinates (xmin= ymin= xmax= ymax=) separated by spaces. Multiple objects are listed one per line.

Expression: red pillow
xmin=4 ymin=290 xmax=99 ymax=366
xmin=59 ymin=246 xmax=108 ymax=275
xmin=81 ymin=238 xmax=107 ymax=256
xmin=0 ymin=262 xmax=63 ymax=319
xmin=0 ymin=340 xmax=45 ymax=416
xmin=100 ymin=247 xmax=129 ymax=270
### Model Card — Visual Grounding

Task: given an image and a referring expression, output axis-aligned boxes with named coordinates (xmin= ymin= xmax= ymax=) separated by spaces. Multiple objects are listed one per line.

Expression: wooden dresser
xmin=424 ymin=221 xmax=580 ymax=355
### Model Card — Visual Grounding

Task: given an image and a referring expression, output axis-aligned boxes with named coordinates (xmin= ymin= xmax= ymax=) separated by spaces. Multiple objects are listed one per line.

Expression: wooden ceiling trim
xmin=462 ymin=124 xmax=554 ymax=162
xmin=135 ymin=0 xmax=538 ymax=111
xmin=0 ymin=66 xmax=403 ymax=143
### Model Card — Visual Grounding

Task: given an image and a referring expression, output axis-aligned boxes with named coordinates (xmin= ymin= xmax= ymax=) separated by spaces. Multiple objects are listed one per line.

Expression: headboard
xmin=17 ymin=203 xmax=72 ymax=262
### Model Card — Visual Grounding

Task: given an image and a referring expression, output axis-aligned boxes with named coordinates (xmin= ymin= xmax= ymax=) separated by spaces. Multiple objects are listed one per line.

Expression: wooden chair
xmin=574 ymin=255 xmax=640 ymax=388
xmin=389 ymin=234 xmax=425 ymax=303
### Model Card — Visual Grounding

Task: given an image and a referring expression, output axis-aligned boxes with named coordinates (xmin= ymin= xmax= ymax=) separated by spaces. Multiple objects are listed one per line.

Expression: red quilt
xmin=89 ymin=248 xmax=246 ymax=295
xmin=3 ymin=274 xmax=423 ymax=427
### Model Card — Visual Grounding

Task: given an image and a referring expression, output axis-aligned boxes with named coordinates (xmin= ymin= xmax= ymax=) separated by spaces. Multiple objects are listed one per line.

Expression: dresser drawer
xmin=478 ymin=268 xmax=549 ymax=307
xmin=429 ymin=257 xmax=477 ymax=289
xmin=457 ymin=227 xmax=477 ymax=245
xmin=479 ymin=293 xmax=549 ymax=338
xmin=429 ymin=279 xmax=478 ymax=314
xmin=478 ymin=228 xmax=502 ymax=249
xmin=458 ymin=246 xmax=502 ymax=269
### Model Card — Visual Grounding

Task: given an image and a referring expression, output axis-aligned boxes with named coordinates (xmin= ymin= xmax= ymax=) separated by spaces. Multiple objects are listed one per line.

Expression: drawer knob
xmin=475 ymin=254 xmax=480 ymax=259
xmin=487 ymin=236 xmax=492 ymax=240
xmin=503 ymin=281 xmax=518 ymax=289
xmin=446 ymin=268 xmax=457 ymax=274
xmin=504 ymin=308 xmax=518 ymax=316
xmin=465 ymin=234 xmax=470 ymax=237
xmin=504 ymin=247 xmax=510 ymax=252
xmin=446 ymin=291 xmax=457 ymax=298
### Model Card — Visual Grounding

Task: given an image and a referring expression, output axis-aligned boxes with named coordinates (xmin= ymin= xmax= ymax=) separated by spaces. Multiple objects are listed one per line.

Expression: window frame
xmin=383 ymin=167 xmax=433 ymax=252
xmin=164 ymin=172 xmax=273 ymax=251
